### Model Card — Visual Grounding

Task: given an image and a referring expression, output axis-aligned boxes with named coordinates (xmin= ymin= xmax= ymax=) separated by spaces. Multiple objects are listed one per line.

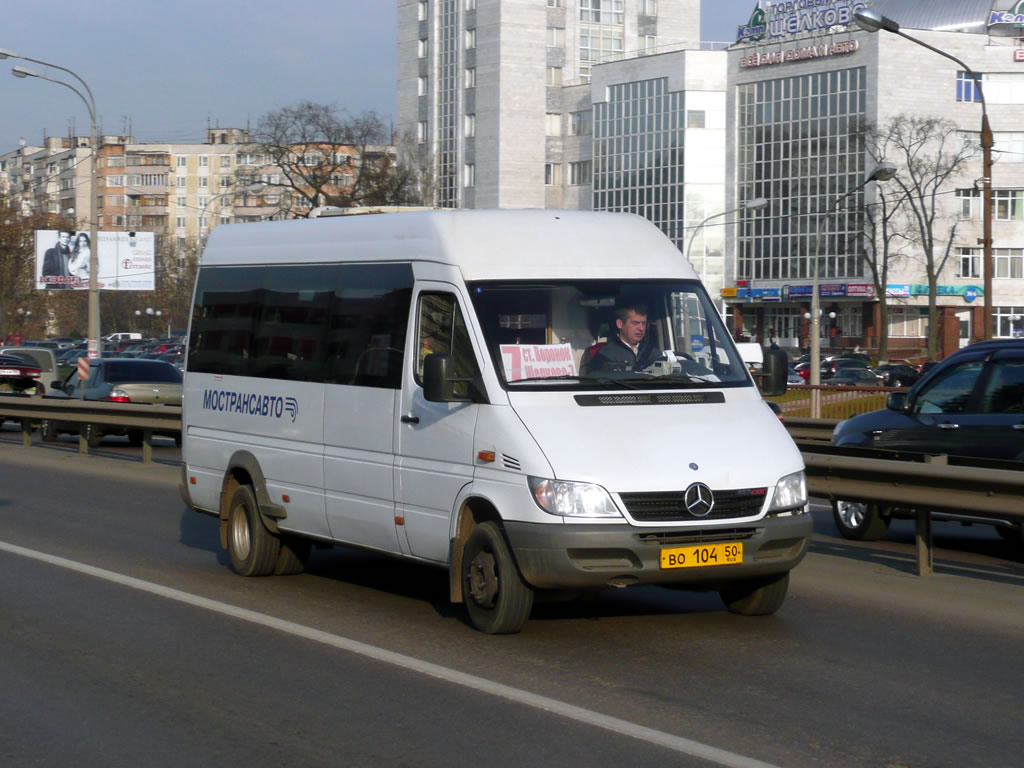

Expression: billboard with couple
xmin=35 ymin=230 xmax=155 ymax=291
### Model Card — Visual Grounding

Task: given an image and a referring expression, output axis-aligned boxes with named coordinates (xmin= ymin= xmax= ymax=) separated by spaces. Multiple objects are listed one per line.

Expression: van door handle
xmin=401 ymin=414 xmax=420 ymax=424
xmin=937 ymin=423 xmax=960 ymax=429
xmin=1013 ymin=424 xmax=1024 ymax=430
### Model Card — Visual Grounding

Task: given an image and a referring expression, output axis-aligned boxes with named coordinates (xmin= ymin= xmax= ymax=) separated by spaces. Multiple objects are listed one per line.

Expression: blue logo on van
xmin=202 ymin=390 xmax=299 ymax=422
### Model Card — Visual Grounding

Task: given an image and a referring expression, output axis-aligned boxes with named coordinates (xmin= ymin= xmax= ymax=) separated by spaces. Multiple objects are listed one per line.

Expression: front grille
xmin=619 ymin=487 xmax=767 ymax=522
xmin=633 ymin=527 xmax=760 ymax=546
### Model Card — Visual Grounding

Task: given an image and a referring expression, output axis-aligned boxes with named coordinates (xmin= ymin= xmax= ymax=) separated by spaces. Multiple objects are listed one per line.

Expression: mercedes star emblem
xmin=684 ymin=482 xmax=714 ymax=517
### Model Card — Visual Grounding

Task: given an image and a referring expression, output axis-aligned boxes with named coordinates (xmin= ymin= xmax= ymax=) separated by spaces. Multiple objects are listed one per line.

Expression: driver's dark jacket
xmin=580 ymin=336 xmax=662 ymax=374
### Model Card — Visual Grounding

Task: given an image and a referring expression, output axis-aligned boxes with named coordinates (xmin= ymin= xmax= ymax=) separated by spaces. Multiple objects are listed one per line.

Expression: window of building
xmin=199 ymin=216 xmax=208 ymax=229
xmin=546 ymin=66 xmax=563 ymax=86
xmin=177 ymin=177 xmax=187 ymax=188
xmin=418 ymin=0 xmax=427 ymax=21
xmin=957 ymin=188 xmax=982 ymax=219
xmin=418 ymin=75 xmax=428 ymax=96
xmin=107 ymin=156 xmax=125 ymax=168
xmin=887 ymin=308 xmax=928 ymax=338
xmin=641 ymin=35 xmax=657 ymax=55
xmin=417 ymin=120 xmax=428 ymax=143
xmin=177 ymin=156 xmax=187 ymax=168
xmin=544 ymin=163 xmax=562 ymax=186
xmin=569 ymin=110 xmax=591 ymax=136
xmin=687 ymin=110 xmax=706 ymax=128
xmin=176 ymin=216 xmax=186 ymax=228
xmin=199 ymin=156 xmax=209 ymax=167
xmin=545 ymin=113 xmax=562 ymax=136
xmin=176 ymin=196 xmax=186 ymax=207
xmin=465 ymin=28 xmax=476 ymax=49
xmin=958 ymin=247 xmax=982 ymax=278
xmin=107 ymin=175 xmax=125 ymax=186
xmin=580 ymin=0 xmax=623 ymax=24
xmin=569 ymin=161 xmax=592 ymax=185
xmin=465 ymin=0 xmax=476 ymax=8
xmin=547 ymin=26 xmax=565 ymax=47
xmin=464 ymin=113 xmax=476 ymax=137
xmin=957 ymin=71 xmax=983 ymax=103
xmin=220 ymin=175 xmax=231 ymax=187
xmin=220 ymin=156 xmax=231 ymax=168
xmin=419 ymin=38 xmax=428 ymax=58
xmin=199 ymin=177 xmax=209 ymax=188
xmin=994 ymin=189 xmax=1024 ymax=221
xmin=643 ymin=0 xmax=657 ymax=14
xmin=547 ymin=0 xmax=561 ymax=7
xmin=995 ymin=306 xmax=1024 ymax=338
xmin=579 ymin=23 xmax=624 ymax=81
xmin=464 ymin=163 xmax=475 ymax=187
xmin=465 ymin=67 xmax=476 ymax=88
xmin=995 ymin=248 xmax=1024 ymax=278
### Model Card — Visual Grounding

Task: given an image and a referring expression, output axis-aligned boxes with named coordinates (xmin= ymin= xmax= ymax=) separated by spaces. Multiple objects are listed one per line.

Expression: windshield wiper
xmin=508 ymin=374 xmax=645 ymax=390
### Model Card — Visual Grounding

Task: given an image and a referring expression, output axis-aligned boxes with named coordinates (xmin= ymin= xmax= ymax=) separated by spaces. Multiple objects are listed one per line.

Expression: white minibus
xmin=179 ymin=209 xmax=809 ymax=634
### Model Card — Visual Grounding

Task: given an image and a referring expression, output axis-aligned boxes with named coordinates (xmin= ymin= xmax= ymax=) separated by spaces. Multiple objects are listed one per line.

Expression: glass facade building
xmin=736 ymin=67 xmax=867 ymax=283
xmin=593 ymin=77 xmax=686 ymax=250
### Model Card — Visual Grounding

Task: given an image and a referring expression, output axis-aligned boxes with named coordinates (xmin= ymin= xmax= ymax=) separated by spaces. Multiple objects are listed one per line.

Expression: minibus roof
xmin=200 ymin=209 xmax=698 ymax=281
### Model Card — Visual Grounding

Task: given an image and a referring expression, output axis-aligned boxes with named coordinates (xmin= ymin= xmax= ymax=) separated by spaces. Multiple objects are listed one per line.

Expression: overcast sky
xmin=0 ymin=0 xmax=755 ymax=151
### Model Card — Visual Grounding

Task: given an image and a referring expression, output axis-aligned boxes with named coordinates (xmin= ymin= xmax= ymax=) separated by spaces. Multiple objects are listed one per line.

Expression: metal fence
xmin=767 ymin=384 xmax=896 ymax=420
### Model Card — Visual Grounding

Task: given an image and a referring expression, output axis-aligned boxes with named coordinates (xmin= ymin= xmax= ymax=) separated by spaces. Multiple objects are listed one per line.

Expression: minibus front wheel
xmin=720 ymin=571 xmax=789 ymax=616
xmin=227 ymin=484 xmax=281 ymax=577
xmin=461 ymin=522 xmax=534 ymax=634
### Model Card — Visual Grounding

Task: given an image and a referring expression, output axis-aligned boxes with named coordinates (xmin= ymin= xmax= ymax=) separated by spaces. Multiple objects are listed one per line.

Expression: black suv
xmin=830 ymin=340 xmax=1024 ymax=542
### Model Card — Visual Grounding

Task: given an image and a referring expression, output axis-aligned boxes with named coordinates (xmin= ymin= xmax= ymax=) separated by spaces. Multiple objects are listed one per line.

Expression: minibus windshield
xmin=468 ymin=280 xmax=752 ymax=390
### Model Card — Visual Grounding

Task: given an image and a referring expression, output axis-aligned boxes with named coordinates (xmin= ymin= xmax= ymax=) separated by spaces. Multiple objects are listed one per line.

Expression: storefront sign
xmin=1015 ymin=49 xmax=1024 ymax=62
xmin=740 ymin=39 xmax=859 ymax=68
xmin=846 ymin=283 xmax=875 ymax=298
xmin=989 ymin=2 xmax=1024 ymax=27
xmin=737 ymin=0 xmax=868 ymax=43
xmin=784 ymin=285 xmax=813 ymax=297
xmin=721 ymin=287 xmax=738 ymax=298
xmin=886 ymin=284 xmax=984 ymax=300
xmin=820 ymin=284 xmax=847 ymax=297
xmin=735 ymin=287 xmax=781 ymax=299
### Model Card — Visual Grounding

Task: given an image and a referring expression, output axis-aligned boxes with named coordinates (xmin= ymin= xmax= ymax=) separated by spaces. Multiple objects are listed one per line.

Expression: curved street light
xmin=854 ymin=10 xmax=994 ymax=341
xmin=8 ymin=53 xmax=102 ymax=358
xmin=686 ymin=196 xmax=768 ymax=280
xmin=808 ymin=162 xmax=897 ymax=417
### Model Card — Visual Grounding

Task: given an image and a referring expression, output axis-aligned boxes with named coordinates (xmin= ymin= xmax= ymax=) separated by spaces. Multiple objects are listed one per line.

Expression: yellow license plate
xmin=660 ymin=542 xmax=743 ymax=569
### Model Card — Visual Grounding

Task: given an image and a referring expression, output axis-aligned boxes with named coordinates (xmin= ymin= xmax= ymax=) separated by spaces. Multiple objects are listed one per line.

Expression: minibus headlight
xmin=527 ymin=477 xmax=622 ymax=518
xmin=769 ymin=470 xmax=807 ymax=512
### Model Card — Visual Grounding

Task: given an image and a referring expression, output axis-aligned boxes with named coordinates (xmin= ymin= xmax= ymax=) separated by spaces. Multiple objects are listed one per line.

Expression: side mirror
xmin=759 ymin=348 xmax=789 ymax=397
xmin=886 ymin=391 xmax=907 ymax=412
xmin=423 ymin=354 xmax=488 ymax=404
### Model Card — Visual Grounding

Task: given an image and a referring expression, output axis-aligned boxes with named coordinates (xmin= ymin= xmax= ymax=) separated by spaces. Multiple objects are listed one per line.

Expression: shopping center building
xmin=723 ymin=0 xmax=1024 ymax=357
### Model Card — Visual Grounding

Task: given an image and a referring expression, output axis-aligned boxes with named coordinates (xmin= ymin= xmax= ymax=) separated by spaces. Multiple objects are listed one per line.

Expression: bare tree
xmin=0 ymin=190 xmax=76 ymax=342
xmin=871 ymin=116 xmax=973 ymax=358
xmin=243 ymin=102 xmax=427 ymax=216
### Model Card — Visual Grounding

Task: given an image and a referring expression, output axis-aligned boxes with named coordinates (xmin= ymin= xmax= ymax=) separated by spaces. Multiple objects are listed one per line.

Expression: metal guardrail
xmin=0 ymin=392 xmax=181 ymax=464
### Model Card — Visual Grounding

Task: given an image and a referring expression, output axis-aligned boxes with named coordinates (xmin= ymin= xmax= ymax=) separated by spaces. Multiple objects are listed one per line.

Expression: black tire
xmin=720 ymin=571 xmax=789 ymax=616
xmin=40 ymin=419 xmax=58 ymax=443
xmin=127 ymin=429 xmax=144 ymax=447
xmin=274 ymin=536 xmax=312 ymax=575
xmin=226 ymin=485 xmax=280 ymax=577
xmin=84 ymin=424 xmax=103 ymax=448
xmin=461 ymin=521 xmax=534 ymax=634
xmin=832 ymin=499 xmax=890 ymax=541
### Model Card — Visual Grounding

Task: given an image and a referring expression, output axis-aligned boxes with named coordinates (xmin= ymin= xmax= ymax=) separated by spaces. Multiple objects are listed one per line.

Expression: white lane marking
xmin=0 ymin=539 xmax=780 ymax=768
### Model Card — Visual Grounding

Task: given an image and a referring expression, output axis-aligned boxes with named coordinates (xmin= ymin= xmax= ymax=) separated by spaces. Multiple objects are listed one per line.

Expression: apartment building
xmin=397 ymin=0 xmax=699 ymax=209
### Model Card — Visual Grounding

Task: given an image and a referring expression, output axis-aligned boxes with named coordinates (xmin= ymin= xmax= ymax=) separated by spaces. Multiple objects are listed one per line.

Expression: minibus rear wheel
xmin=227 ymin=484 xmax=281 ymax=577
xmin=461 ymin=522 xmax=534 ymax=634
xmin=720 ymin=571 xmax=789 ymax=616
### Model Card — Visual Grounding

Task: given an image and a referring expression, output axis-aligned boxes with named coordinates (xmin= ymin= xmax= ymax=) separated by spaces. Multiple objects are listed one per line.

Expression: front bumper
xmin=504 ymin=511 xmax=812 ymax=590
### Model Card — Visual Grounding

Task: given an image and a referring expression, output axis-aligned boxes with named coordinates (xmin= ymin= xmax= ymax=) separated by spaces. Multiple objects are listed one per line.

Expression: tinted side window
xmin=914 ymin=360 xmax=985 ymax=414
xmin=189 ymin=263 xmax=413 ymax=388
xmin=981 ymin=358 xmax=1024 ymax=414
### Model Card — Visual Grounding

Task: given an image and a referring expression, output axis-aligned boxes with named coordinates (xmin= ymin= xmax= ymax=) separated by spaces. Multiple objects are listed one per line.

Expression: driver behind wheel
xmin=581 ymin=303 xmax=663 ymax=374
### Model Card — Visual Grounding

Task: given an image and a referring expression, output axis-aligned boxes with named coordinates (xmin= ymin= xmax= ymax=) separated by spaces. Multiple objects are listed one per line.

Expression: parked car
xmin=831 ymin=339 xmax=1024 ymax=543
xmin=873 ymin=363 xmax=921 ymax=388
xmin=828 ymin=368 xmax=885 ymax=387
xmin=821 ymin=358 xmax=870 ymax=379
xmin=830 ymin=352 xmax=872 ymax=366
xmin=0 ymin=347 xmax=61 ymax=394
xmin=787 ymin=364 xmax=804 ymax=385
xmin=0 ymin=353 xmax=42 ymax=393
xmin=42 ymin=358 xmax=183 ymax=446
xmin=917 ymin=360 xmax=940 ymax=375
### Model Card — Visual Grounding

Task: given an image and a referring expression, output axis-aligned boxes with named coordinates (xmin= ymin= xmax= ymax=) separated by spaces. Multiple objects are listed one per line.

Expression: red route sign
xmin=77 ymin=357 xmax=90 ymax=380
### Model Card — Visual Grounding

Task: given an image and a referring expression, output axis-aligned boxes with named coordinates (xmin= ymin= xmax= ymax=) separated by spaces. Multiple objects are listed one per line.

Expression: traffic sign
xmin=77 ymin=357 xmax=90 ymax=380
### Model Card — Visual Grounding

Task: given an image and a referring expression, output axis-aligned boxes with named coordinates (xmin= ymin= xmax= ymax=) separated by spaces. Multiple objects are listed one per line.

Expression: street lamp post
xmin=854 ymin=10 xmax=994 ymax=341
xmin=6 ymin=51 xmax=102 ymax=358
xmin=809 ymin=162 xmax=897 ymax=418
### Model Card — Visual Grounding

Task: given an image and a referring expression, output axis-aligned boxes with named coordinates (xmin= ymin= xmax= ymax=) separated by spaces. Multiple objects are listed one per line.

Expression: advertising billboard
xmin=34 ymin=230 xmax=155 ymax=291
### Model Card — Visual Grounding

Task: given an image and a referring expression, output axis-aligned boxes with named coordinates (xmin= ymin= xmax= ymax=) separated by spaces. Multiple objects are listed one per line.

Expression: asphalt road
xmin=0 ymin=431 xmax=1022 ymax=767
